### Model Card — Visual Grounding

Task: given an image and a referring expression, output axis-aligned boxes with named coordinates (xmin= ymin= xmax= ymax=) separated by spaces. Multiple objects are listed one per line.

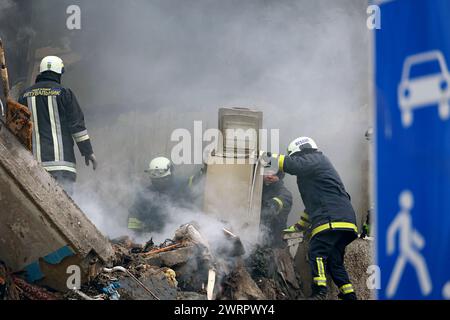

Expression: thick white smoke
xmin=3 ymin=0 xmax=370 ymax=241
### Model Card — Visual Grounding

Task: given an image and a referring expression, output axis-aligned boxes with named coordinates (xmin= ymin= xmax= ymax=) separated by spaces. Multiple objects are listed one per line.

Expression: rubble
xmin=177 ymin=291 xmax=207 ymax=300
xmin=12 ymin=277 xmax=60 ymax=300
xmin=246 ymin=246 xmax=302 ymax=300
xmin=117 ymin=267 xmax=176 ymax=300
xmin=0 ymin=213 xmax=375 ymax=301
xmin=222 ymin=259 xmax=267 ymax=300
xmin=0 ymin=261 xmax=20 ymax=300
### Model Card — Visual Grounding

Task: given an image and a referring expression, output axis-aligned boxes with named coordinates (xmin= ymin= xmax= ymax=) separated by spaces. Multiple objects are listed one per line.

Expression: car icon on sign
xmin=398 ymin=50 xmax=450 ymax=127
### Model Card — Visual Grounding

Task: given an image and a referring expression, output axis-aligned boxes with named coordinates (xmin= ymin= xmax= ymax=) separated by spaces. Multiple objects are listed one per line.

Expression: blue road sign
xmin=376 ymin=0 xmax=450 ymax=299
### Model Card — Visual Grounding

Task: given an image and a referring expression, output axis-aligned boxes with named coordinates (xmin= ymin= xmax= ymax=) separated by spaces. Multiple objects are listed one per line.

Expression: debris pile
xmin=1 ymin=223 xmax=303 ymax=300
xmin=246 ymin=246 xmax=302 ymax=300
xmin=0 ymin=261 xmax=61 ymax=300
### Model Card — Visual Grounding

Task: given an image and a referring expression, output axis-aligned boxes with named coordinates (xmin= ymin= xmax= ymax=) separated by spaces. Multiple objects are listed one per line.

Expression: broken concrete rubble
xmin=246 ymin=246 xmax=302 ymax=300
xmin=177 ymin=291 xmax=207 ymax=300
xmin=117 ymin=267 xmax=177 ymax=300
xmin=1 ymin=201 xmax=373 ymax=301
xmin=146 ymin=246 xmax=197 ymax=268
xmin=221 ymin=259 xmax=266 ymax=300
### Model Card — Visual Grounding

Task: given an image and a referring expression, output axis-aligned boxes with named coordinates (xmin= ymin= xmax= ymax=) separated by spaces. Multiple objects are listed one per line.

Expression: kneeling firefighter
xmin=127 ymin=156 xmax=203 ymax=234
xmin=262 ymin=137 xmax=358 ymax=300
xmin=260 ymin=169 xmax=293 ymax=247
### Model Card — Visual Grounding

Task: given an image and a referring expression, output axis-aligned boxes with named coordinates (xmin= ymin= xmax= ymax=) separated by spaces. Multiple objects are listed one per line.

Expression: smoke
xmin=4 ymin=0 xmax=370 ymax=240
xmin=0 ymin=0 xmax=15 ymax=14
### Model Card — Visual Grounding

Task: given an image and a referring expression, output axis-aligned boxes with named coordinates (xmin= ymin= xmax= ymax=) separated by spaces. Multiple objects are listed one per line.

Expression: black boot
xmin=338 ymin=292 xmax=358 ymax=300
xmin=308 ymin=286 xmax=328 ymax=300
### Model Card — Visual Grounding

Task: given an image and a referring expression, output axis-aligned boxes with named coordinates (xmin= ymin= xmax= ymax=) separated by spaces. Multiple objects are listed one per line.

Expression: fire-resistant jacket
xmin=260 ymin=176 xmax=293 ymax=247
xmin=18 ymin=71 xmax=93 ymax=175
xmin=128 ymin=172 xmax=204 ymax=233
xmin=278 ymin=149 xmax=357 ymax=238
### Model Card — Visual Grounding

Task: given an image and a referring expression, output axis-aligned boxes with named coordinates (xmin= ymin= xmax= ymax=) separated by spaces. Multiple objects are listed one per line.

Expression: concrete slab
xmin=0 ymin=124 xmax=114 ymax=291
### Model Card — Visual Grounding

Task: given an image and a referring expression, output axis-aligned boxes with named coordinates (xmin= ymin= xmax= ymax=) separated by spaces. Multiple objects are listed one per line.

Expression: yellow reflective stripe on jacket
xmin=339 ymin=284 xmax=354 ymax=294
xmin=278 ymin=154 xmax=285 ymax=172
xmin=311 ymin=222 xmax=358 ymax=238
xmin=188 ymin=175 xmax=194 ymax=188
xmin=128 ymin=218 xmax=143 ymax=230
xmin=272 ymin=197 xmax=283 ymax=212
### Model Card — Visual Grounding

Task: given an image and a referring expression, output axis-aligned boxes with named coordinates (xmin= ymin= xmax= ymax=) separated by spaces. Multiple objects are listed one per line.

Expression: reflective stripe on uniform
xmin=188 ymin=176 xmax=194 ymax=188
xmin=278 ymin=154 xmax=285 ymax=172
xmin=72 ymin=130 xmax=90 ymax=143
xmin=44 ymin=166 xmax=77 ymax=173
xmin=300 ymin=212 xmax=310 ymax=223
xmin=52 ymin=96 xmax=64 ymax=161
xmin=272 ymin=197 xmax=283 ymax=212
xmin=29 ymin=96 xmax=41 ymax=162
xmin=313 ymin=277 xmax=327 ymax=286
xmin=314 ymin=257 xmax=326 ymax=286
xmin=42 ymin=161 xmax=77 ymax=174
xmin=339 ymin=284 xmax=354 ymax=294
xmin=317 ymin=257 xmax=325 ymax=278
xmin=48 ymin=96 xmax=60 ymax=161
xmin=296 ymin=212 xmax=310 ymax=228
xmin=311 ymin=222 xmax=358 ymax=238
xmin=128 ymin=218 xmax=143 ymax=230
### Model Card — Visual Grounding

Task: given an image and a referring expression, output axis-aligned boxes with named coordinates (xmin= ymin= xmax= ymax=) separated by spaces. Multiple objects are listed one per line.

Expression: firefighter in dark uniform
xmin=18 ymin=56 xmax=97 ymax=195
xmin=127 ymin=157 xmax=204 ymax=233
xmin=260 ymin=169 xmax=293 ymax=247
xmin=262 ymin=136 xmax=358 ymax=300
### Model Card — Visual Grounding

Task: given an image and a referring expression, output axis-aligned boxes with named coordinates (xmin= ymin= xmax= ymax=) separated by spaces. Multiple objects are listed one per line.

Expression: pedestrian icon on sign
xmin=386 ymin=190 xmax=432 ymax=298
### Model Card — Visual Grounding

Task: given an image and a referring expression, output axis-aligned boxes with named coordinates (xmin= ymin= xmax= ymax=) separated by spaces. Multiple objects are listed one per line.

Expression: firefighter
xmin=18 ymin=56 xmax=97 ymax=195
xmin=260 ymin=169 xmax=293 ymax=247
xmin=262 ymin=137 xmax=358 ymax=300
xmin=127 ymin=156 xmax=203 ymax=234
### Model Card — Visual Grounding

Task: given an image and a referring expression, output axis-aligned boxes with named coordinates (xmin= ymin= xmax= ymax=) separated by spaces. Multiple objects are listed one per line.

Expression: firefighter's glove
xmin=85 ymin=153 xmax=98 ymax=171
xmin=283 ymin=223 xmax=305 ymax=234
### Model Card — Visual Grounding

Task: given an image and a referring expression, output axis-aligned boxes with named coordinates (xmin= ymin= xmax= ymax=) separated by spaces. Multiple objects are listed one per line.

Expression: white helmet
xmin=39 ymin=56 xmax=65 ymax=74
xmin=145 ymin=157 xmax=172 ymax=179
xmin=287 ymin=137 xmax=318 ymax=156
